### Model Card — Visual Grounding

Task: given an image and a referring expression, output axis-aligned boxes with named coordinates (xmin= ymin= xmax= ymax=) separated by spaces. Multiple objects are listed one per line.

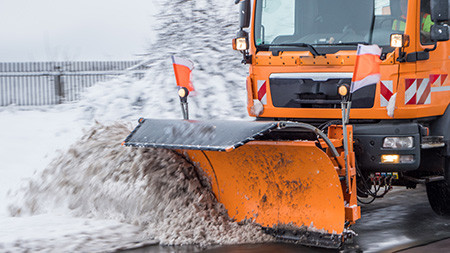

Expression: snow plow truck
xmin=124 ymin=0 xmax=450 ymax=248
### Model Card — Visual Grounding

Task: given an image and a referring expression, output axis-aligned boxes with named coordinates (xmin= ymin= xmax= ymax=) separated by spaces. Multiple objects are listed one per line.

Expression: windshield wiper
xmin=267 ymin=43 xmax=324 ymax=57
xmin=329 ymin=42 xmax=370 ymax=46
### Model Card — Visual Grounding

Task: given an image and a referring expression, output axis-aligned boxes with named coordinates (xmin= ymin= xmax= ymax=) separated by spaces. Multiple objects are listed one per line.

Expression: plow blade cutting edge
xmin=124 ymin=119 xmax=356 ymax=248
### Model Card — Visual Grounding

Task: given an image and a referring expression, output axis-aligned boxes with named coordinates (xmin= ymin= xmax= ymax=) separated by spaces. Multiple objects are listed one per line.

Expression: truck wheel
xmin=426 ymin=180 xmax=450 ymax=216
xmin=426 ymin=157 xmax=450 ymax=216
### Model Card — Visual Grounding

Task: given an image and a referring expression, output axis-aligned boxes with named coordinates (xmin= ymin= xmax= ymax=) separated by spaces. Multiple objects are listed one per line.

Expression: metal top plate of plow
xmin=124 ymin=119 xmax=280 ymax=151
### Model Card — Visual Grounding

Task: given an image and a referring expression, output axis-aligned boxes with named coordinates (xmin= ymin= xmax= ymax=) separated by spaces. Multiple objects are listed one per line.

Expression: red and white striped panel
xmin=404 ymin=79 xmax=417 ymax=105
xmin=380 ymin=80 xmax=393 ymax=107
xmin=257 ymin=80 xmax=267 ymax=105
xmin=416 ymin=78 xmax=431 ymax=105
xmin=404 ymin=78 xmax=432 ymax=105
xmin=430 ymin=74 xmax=448 ymax=87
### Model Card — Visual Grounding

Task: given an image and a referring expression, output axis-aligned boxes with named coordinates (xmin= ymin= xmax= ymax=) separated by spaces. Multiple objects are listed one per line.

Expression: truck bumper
xmin=353 ymin=122 xmax=421 ymax=172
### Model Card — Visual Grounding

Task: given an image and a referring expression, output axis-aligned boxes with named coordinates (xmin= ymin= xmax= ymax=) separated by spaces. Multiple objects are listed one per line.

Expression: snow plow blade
xmin=124 ymin=119 xmax=280 ymax=151
xmin=124 ymin=119 xmax=359 ymax=248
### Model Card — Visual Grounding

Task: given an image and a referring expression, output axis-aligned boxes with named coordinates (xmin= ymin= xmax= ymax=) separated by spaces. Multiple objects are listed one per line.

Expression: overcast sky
xmin=0 ymin=0 xmax=158 ymax=62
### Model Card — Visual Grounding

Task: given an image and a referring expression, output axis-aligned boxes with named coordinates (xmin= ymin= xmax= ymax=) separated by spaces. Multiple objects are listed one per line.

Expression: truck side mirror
xmin=431 ymin=0 xmax=450 ymax=22
xmin=238 ymin=0 xmax=251 ymax=29
xmin=233 ymin=0 xmax=250 ymax=51
xmin=431 ymin=24 xmax=450 ymax=41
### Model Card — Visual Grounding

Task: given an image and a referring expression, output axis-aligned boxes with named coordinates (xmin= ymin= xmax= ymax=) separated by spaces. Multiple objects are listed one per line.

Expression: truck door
xmin=415 ymin=0 xmax=449 ymax=110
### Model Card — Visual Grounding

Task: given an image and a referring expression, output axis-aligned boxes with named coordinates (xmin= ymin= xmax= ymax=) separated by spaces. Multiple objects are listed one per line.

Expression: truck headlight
xmin=383 ymin=137 xmax=414 ymax=149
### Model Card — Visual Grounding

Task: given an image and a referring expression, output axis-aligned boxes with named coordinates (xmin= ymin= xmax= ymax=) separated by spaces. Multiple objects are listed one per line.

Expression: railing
xmin=0 ymin=60 xmax=149 ymax=106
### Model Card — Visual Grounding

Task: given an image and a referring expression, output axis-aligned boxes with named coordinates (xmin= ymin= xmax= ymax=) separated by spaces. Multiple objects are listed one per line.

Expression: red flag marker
xmin=171 ymin=56 xmax=195 ymax=94
xmin=350 ymin=45 xmax=382 ymax=93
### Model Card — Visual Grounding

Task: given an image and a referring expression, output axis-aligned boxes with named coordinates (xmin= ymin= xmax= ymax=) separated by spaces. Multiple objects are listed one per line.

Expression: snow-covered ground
xmin=0 ymin=107 xmax=81 ymax=216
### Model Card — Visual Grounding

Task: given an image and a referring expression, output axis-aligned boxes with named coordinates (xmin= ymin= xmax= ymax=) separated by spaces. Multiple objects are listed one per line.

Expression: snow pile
xmin=8 ymin=122 xmax=272 ymax=247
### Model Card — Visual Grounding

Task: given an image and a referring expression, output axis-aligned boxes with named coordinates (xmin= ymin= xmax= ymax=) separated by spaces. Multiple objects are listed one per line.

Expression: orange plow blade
xmin=124 ymin=119 xmax=357 ymax=248
xmin=183 ymin=142 xmax=345 ymax=247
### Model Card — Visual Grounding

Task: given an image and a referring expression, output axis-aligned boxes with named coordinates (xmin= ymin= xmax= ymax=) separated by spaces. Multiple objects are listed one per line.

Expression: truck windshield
xmin=254 ymin=0 xmax=408 ymax=48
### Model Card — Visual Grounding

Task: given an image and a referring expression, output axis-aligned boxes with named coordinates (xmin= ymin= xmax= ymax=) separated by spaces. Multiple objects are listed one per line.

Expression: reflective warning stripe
xmin=430 ymin=74 xmax=448 ymax=87
xmin=404 ymin=78 xmax=431 ymax=105
xmin=429 ymin=74 xmax=449 ymax=92
xmin=257 ymin=80 xmax=267 ymax=105
xmin=417 ymin=78 xmax=431 ymax=105
xmin=380 ymin=80 xmax=393 ymax=107
xmin=405 ymin=79 xmax=417 ymax=105
xmin=403 ymin=75 xmax=449 ymax=105
xmin=432 ymin=86 xmax=450 ymax=92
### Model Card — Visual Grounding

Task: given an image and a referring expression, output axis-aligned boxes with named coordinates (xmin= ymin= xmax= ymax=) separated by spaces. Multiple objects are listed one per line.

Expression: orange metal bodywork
xmin=246 ymin=0 xmax=450 ymax=120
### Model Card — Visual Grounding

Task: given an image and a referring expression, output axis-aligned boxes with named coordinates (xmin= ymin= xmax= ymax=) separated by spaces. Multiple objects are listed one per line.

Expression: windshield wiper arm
xmin=330 ymin=42 xmax=370 ymax=46
xmin=268 ymin=43 xmax=324 ymax=57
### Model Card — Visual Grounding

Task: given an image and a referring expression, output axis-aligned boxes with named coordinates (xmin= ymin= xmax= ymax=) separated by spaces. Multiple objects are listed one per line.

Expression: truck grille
xmin=269 ymin=73 xmax=375 ymax=109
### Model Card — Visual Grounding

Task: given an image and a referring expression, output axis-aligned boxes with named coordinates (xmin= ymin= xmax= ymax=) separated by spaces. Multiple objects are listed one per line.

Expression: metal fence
xmin=0 ymin=61 xmax=149 ymax=106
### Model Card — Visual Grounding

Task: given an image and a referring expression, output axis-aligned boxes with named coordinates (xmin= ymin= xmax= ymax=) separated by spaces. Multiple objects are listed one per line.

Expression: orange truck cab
xmin=234 ymin=0 xmax=450 ymax=213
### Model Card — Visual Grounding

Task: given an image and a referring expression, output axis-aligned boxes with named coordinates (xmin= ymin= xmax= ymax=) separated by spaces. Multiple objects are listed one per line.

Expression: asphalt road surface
xmin=124 ymin=185 xmax=450 ymax=252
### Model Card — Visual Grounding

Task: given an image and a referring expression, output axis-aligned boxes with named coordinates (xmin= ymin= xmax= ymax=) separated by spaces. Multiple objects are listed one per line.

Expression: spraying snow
xmin=6 ymin=122 xmax=272 ymax=250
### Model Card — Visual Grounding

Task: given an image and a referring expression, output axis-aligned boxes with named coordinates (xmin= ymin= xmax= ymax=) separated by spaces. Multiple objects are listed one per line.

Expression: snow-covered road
xmin=0 ymin=107 xmax=82 ymax=216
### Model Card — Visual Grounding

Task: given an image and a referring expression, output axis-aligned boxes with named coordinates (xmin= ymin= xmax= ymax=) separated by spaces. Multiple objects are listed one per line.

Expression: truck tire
xmin=426 ymin=157 xmax=450 ymax=216
xmin=426 ymin=180 xmax=450 ymax=216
